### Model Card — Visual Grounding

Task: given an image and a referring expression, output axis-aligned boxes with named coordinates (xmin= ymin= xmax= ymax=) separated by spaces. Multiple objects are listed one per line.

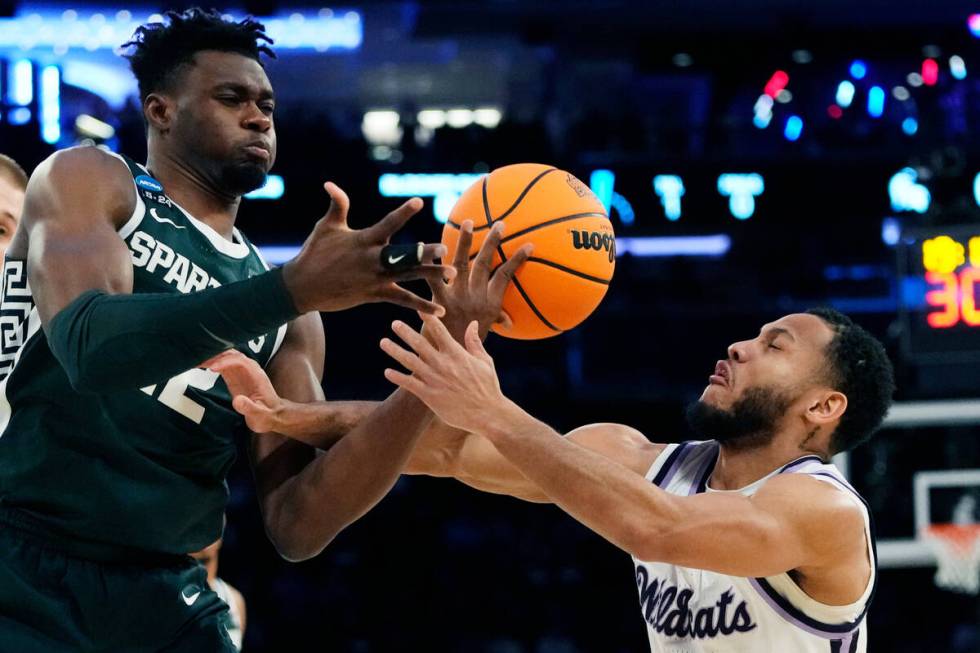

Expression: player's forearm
xmin=266 ymin=389 xmax=434 ymax=560
xmin=269 ymin=399 xmax=378 ymax=448
xmin=479 ymin=402 xmax=683 ymax=557
xmin=405 ymin=422 xmax=551 ymax=503
xmin=45 ymin=268 xmax=298 ymax=393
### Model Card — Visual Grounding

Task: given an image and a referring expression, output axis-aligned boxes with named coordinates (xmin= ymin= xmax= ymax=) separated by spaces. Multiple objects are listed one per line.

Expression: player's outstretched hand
xmin=281 ymin=182 xmax=456 ymax=315
xmin=426 ymin=219 xmax=532 ymax=342
xmin=201 ymin=350 xmax=284 ymax=434
xmin=381 ymin=315 xmax=510 ymax=434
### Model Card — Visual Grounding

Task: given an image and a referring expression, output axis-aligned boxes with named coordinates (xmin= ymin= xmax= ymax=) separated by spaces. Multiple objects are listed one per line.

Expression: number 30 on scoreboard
xmin=926 ymin=269 xmax=980 ymax=328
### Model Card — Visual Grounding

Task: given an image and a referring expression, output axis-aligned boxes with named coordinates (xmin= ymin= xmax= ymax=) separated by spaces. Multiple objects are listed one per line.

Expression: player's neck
xmin=144 ymin=152 xmax=241 ymax=241
xmin=711 ymin=439 xmax=819 ymax=490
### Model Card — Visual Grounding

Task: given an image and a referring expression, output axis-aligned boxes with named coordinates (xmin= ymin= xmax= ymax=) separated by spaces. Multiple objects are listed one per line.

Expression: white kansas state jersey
xmin=632 ymin=440 xmax=876 ymax=653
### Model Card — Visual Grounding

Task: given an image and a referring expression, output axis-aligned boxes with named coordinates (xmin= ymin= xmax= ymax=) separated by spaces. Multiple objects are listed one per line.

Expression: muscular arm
xmin=406 ymin=422 xmax=661 ymax=504
xmin=22 ymin=147 xmax=297 ymax=392
xmin=249 ymin=315 xmax=438 ymax=561
xmin=478 ymin=405 xmax=867 ymax=584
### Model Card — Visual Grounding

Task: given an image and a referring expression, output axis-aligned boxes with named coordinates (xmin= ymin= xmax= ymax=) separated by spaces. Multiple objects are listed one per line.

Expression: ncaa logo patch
xmin=135 ymin=175 xmax=164 ymax=193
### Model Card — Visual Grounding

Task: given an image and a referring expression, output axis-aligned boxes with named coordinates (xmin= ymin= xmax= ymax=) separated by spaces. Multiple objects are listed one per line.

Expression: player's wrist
xmin=279 ymin=260 xmax=313 ymax=314
xmin=477 ymin=398 xmax=533 ymax=444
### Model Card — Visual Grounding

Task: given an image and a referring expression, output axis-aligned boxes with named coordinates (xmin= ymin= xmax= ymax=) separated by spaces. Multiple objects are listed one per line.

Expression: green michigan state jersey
xmin=0 ymin=153 xmax=287 ymax=559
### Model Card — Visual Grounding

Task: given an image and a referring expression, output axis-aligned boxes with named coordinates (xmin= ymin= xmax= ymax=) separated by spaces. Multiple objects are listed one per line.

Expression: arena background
xmin=2 ymin=1 xmax=980 ymax=650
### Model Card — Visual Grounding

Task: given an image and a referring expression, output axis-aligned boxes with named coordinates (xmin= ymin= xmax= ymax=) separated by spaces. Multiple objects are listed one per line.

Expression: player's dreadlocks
xmin=122 ymin=8 xmax=275 ymax=102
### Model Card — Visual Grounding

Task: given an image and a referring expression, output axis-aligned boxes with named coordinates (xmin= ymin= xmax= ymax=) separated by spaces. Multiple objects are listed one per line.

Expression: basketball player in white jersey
xmin=191 ymin=539 xmax=246 ymax=650
xmin=204 ymin=229 xmax=894 ymax=651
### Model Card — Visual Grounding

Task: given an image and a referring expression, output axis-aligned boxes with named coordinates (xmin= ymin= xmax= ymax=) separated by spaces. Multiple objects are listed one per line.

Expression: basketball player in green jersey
xmin=0 ymin=9 xmax=528 ymax=652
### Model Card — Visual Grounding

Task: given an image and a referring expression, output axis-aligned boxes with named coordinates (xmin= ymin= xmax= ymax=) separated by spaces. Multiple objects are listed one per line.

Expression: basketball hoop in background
xmin=923 ymin=524 xmax=980 ymax=594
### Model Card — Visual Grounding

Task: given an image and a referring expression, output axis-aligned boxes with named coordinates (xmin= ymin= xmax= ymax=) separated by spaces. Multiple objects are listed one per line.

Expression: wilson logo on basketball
xmin=571 ymin=230 xmax=616 ymax=262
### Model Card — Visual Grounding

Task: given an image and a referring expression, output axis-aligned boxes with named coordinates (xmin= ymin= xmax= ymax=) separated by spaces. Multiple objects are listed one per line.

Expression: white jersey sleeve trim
xmin=103 ymin=151 xmax=146 ymax=240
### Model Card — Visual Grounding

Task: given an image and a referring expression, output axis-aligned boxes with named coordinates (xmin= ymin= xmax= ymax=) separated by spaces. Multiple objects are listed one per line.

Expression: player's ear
xmin=804 ymin=390 xmax=847 ymax=426
xmin=144 ymin=93 xmax=175 ymax=134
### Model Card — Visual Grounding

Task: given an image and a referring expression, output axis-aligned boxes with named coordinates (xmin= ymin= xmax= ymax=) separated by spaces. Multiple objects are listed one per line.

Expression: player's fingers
xmin=489 ymin=243 xmax=533 ymax=302
xmin=322 ymin=182 xmax=351 ymax=227
xmin=378 ymin=284 xmax=447 ymax=317
xmin=420 ymin=246 xmax=449 ymax=303
xmin=383 ymin=367 xmax=430 ymax=399
xmin=463 ymin=320 xmax=493 ymax=364
xmin=495 ymin=309 xmax=514 ymax=331
xmin=200 ymin=349 xmax=244 ymax=370
xmin=365 ymin=197 xmax=423 ymax=242
xmin=389 ymin=263 xmax=457 ymax=284
xmin=392 ymin=319 xmax=442 ymax=360
xmin=471 ymin=222 xmax=504 ymax=287
xmin=379 ymin=337 xmax=434 ymax=379
xmin=452 ymin=221 xmax=474 ymax=280
xmin=232 ymin=395 xmax=272 ymax=423
xmin=419 ymin=312 xmax=463 ymax=355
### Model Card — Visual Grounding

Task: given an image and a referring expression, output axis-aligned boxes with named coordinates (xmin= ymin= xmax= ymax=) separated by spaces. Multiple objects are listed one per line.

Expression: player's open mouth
xmin=709 ymin=360 xmax=732 ymax=387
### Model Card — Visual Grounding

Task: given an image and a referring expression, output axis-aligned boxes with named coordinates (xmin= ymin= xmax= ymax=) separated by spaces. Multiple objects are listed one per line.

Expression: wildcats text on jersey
xmin=636 ymin=566 xmax=757 ymax=640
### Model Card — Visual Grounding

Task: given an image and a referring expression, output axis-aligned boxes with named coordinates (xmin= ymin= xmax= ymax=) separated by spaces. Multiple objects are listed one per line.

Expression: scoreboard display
xmin=899 ymin=226 xmax=980 ymax=362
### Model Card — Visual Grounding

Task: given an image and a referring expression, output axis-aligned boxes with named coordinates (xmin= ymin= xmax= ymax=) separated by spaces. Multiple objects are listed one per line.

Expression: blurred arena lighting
xmin=775 ymin=89 xmax=792 ymax=104
xmin=892 ymin=85 xmax=911 ymax=101
xmin=902 ymin=117 xmax=918 ymax=135
xmin=921 ymin=58 xmax=939 ymax=86
xmin=970 ymin=13 xmax=980 ymax=37
xmin=417 ymin=109 xmax=447 ymax=129
xmin=949 ymin=55 xmax=967 ymax=80
xmin=752 ymin=94 xmax=773 ymax=128
xmin=40 ymin=65 xmax=59 ymax=144
xmin=610 ymin=192 xmax=635 ymax=226
xmin=907 ymin=72 xmax=924 ymax=87
xmin=835 ymin=80 xmax=855 ymax=108
xmin=62 ymin=61 xmax=136 ymax=108
xmin=472 ymin=108 xmax=502 ymax=128
xmin=0 ymin=9 xmax=362 ymax=52
xmin=445 ymin=108 xmax=474 ymax=128
xmin=849 ymin=59 xmax=867 ymax=79
xmin=973 ymin=173 xmax=980 ymax=207
xmin=867 ymin=85 xmax=885 ymax=117
xmin=74 ymin=114 xmax=114 ymax=140
xmin=361 ymin=110 xmax=401 ymax=145
xmin=791 ymin=49 xmax=813 ymax=64
xmin=589 ymin=169 xmax=615 ymax=212
xmin=717 ymin=173 xmax=764 ymax=220
xmin=827 ymin=104 xmax=843 ymax=119
xmin=652 ymin=175 xmax=685 ymax=221
xmin=889 ymin=167 xmax=931 ymax=213
xmin=615 ymin=235 xmax=730 ymax=258
xmin=9 ymin=107 xmax=30 ymax=124
xmin=378 ymin=172 xmax=484 ymax=223
xmin=762 ymin=70 xmax=788 ymax=98
xmin=10 ymin=59 xmax=32 ymax=106
xmin=783 ymin=115 xmax=803 ymax=141
xmin=881 ymin=217 xmax=901 ymax=246
xmin=671 ymin=52 xmax=693 ymax=67
xmin=243 ymin=175 xmax=284 ymax=200
xmin=257 ymin=235 xmax=732 ymax=265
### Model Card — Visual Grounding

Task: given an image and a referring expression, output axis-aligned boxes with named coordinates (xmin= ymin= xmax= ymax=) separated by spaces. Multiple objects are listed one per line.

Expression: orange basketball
xmin=441 ymin=163 xmax=615 ymax=340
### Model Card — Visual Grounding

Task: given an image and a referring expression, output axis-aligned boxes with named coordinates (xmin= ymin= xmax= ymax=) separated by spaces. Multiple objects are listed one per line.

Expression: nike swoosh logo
xmin=387 ymin=254 xmax=406 ymax=264
xmin=150 ymin=208 xmax=186 ymax=229
xmin=200 ymin=325 xmax=235 ymax=348
xmin=182 ymin=590 xmax=201 ymax=606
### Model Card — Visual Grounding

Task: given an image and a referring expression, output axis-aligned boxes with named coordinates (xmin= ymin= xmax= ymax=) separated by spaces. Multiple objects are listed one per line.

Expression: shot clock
xmin=899 ymin=226 xmax=980 ymax=362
